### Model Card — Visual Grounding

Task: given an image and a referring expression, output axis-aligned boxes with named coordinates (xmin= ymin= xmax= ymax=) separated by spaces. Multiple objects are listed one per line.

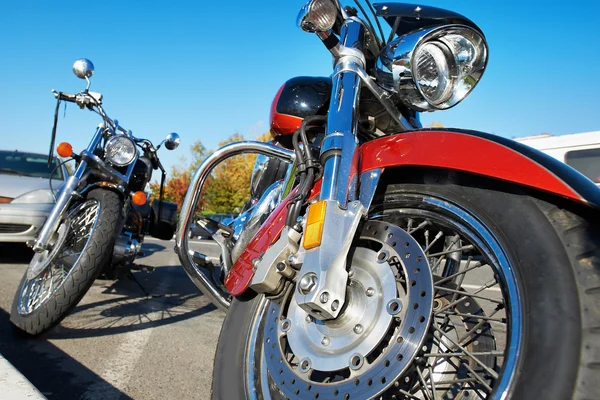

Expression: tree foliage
xmin=150 ymin=131 xmax=272 ymax=214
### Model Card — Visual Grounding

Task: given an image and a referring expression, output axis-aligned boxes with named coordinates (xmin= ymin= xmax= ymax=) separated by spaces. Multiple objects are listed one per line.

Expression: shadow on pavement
xmin=0 ymin=308 xmax=132 ymax=400
xmin=0 ymin=243 xmax=33 ymax=264
xmin=139 ymin=242 xmax=166 ymax=257
xmin=46 ymin=265 xmax=217 ymax=340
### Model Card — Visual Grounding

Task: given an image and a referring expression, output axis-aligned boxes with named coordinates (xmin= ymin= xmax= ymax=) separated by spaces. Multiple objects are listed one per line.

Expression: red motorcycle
xmin=176 ymin=2 xmax=600 ymax=399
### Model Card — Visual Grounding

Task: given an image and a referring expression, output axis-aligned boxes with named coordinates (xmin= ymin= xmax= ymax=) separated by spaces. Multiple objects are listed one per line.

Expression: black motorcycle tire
xmin=212 ymin=171 xmax=600 ymax=400
xmin=11 ymin=189 xmax=122 ymax=336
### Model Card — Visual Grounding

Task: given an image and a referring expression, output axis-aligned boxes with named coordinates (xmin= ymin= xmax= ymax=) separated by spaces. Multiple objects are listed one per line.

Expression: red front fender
xmin=225 ymin=129 xmax=600 ymax=296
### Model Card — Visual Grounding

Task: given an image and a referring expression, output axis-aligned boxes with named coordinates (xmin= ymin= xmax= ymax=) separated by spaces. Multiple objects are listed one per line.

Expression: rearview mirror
xmin=164 ymin=132 xmax=180 ymax=150
xmin=72 ymin=59 xmax=95 ymax=80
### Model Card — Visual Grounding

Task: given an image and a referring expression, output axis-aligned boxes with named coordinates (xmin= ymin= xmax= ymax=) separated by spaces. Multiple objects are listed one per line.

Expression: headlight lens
xmin=297 ymin=0 xmax=337 ymax=33
xmin=11 ymin=189 xmax=55 ymax=204
xmin=375 ymin=25 xmax=488 ymax=111
xmin=105 ymin=136 xmax=137 ymax=167
xmin=414 ymin=42 xmax=453 ymax=106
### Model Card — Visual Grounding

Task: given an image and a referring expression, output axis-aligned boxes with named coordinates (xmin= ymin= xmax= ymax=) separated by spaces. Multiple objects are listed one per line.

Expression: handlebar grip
xmin=56 ymin=92 xmax=77 ymax=103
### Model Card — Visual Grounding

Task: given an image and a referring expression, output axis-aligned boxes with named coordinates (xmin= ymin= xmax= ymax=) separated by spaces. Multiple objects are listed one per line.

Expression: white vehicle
xmin=516 ymin=131 xmax=600 ymax=185
xmin=0 ymin=150 xmax=68 ymax=243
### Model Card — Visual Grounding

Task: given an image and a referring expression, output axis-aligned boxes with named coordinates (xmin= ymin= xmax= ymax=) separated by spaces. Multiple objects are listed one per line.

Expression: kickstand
xmin=126 ymin=271 xmax=151 ymax=297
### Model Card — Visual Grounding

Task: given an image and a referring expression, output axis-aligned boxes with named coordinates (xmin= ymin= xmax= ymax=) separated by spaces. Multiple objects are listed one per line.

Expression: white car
xmin=0 ymin=150 xmax=68 ymax=243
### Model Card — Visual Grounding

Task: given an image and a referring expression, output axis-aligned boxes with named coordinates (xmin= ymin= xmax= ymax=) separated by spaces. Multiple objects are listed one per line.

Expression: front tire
xmin=212 ymin=172 xmax=600 ymax=400
xmin=10 ymin=189 xmax=122 ymax=336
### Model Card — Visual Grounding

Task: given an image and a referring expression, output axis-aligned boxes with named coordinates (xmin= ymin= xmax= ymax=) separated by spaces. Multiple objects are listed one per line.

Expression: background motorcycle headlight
xmin=11 ymin=189 xmax=55 ymax=204
xmin=105 ymin=136 xmax=137 ymax=167
xmin=375 ymin=25 xmax=488 ymax=111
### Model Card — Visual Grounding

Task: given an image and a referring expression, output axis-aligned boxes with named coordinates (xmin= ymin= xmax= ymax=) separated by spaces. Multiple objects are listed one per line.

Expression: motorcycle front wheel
xmin=212 ymin=170 xmax=600 ymax=400
xmin=11 ymin=188 xmax=122 ymax=336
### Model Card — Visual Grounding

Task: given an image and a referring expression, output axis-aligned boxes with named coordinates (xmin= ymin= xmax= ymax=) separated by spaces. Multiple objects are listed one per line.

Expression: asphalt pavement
xmin=0 ymin=238 xmax=225 ymax=400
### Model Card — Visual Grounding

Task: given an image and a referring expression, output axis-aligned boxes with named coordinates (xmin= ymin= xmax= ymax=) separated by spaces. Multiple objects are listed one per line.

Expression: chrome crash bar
xmin=175 ymin=141 xmax=295 ymax=311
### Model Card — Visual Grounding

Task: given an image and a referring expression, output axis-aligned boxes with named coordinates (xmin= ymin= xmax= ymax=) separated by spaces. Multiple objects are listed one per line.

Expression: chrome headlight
xmin=375 ymin=25 xmax=488 ymax=111
xmin=105 ymin=135 xmax=137 ymax=167
xmin=297 ymin=0 xmax=338 ymax=33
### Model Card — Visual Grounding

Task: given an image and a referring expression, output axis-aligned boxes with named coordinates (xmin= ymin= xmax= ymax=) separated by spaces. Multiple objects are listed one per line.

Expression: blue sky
xmin=1 ymin=1 xmax=599 ymax=175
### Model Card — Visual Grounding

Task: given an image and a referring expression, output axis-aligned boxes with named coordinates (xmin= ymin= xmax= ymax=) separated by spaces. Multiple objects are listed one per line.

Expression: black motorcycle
xmin=10 ymin=59 xmax=180 ymax=336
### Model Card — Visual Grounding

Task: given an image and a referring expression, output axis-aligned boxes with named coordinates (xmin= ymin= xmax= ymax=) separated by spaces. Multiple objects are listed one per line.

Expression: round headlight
xmin=105 ymin=136 xmax=136 ymax=167
xmin=297 ymin=0 xmax=338 ymax=33
xmin=375 ymin=25 xmax=488 ymax=111
xmin=414 ymin=42 xmax=454 ymax=106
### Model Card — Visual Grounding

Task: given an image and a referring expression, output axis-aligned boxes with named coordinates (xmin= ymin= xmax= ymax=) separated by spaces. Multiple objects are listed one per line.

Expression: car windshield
xmin=0 ymin=151 xmax=64 ymax=180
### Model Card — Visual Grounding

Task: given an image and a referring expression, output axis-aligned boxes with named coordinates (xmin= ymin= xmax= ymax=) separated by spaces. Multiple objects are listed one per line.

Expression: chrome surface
xmin=286 ymin=247 xmax=398 ymax=371
xmin=358 ymin=168 xmax=382 ymax=210
xmin=319 ymin=18 xmax=364 ymax=205
xmin=259 ymin=221 xmax=434 ymax=399
xmin=374 ymin=25 xmax=488 ymax=111
xmin=249 ymin=227 xmax=301 ymax=294
xmin=250 ymin=154 xmax=270 ymax=199
xmin=295 ymin=200 xmax=365 ymax=319
xmin=164 ymin=132 xmax=180 ymax=150
xmin=104 ymin=135 xmax=137 ymax=167
xmin=175 ymin=141 xmax=295 ymax=311
xmin=19 ymin=200 xmax=100 ymax=315
xmin=231 ymin=180 xmax=283 ymax=263
xmin=297 ymin=0 xmax=338 ymax=33
xmin=72 ymin=58 xmax=94 ymax=79
xmin=112 ymin=235 xmax=140 ymax=265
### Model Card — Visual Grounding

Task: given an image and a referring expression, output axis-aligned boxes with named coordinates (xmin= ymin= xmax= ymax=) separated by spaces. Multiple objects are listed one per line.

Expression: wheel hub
xmin=263 ymin=221 xmax=434 ymax=399
xmin=286 ymin=247 xmax=399 ymax=372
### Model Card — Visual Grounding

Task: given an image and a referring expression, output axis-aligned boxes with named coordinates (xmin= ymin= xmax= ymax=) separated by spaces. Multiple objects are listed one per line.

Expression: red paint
xmin=225 ymin=179 xmax=322 ymax=295
xmin=227 ymin=130 xmax=583 ymax=296
xmin=269 ymin=84 xmax=303 ymax=137
xmin=359 ymin=130 xmax=582 ymax=201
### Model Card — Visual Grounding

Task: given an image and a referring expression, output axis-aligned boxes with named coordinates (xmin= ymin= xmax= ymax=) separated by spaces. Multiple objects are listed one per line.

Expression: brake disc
xmin=263 ymin=220 xmax=434 ymax=399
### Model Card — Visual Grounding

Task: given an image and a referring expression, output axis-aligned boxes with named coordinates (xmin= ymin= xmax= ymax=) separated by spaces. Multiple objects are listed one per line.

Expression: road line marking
xmin=81 ymin=272 xmax=174 ymax=400
xmin=461 ymin=284 xmax=501 ymax=292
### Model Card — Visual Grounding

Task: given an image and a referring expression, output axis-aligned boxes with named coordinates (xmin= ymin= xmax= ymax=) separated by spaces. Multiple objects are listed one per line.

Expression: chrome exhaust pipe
xmin=175 ymin=141 xmax=295 ymax=311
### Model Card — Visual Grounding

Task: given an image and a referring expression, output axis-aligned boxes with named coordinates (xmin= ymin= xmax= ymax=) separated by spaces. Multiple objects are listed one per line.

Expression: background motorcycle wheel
xmin=212 ymin=170 xmax=600 ymax=400
xmin=11 ymin=188 xmax=122 ymax=336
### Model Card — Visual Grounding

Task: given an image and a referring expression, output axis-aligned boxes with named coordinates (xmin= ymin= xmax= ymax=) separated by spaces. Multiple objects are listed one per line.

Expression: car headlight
xmin=375 ymin=25 xmax=488 ymax=111
xmin=11 ymin=189 xmax=55 ymax=204
xmin=105 ymin=135 xmax=137 ymax=167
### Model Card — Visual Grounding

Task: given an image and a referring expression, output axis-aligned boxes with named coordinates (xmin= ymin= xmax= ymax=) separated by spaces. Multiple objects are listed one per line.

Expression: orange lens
xmin=131 ymin=191 xmax=147 ymax=206
xmin=56 ymin=142 xmax=73 ymax=158
xmin=303 ymin=200 xmax=327 ymax=250
xmin=0 ymin=196 xmax=13 ymax=204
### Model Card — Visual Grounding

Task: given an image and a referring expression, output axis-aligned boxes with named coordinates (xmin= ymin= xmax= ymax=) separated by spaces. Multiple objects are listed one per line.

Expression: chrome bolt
xmin=280 ymin=319 xmax=291 ymax=333
xmin=349 ymin=353 xmax=364 ymax=370
xmin=331 ymin=300 xmax=339 ymax=312
xmin=298 ymin=273 xmax=317 ymax=295
xmin=305 ymin=315 xmax=313 ymax=323
xmin=348 ymin=269 xmax=355 ymax=278
xmin=353 ymin=324 xmax=364 ymax=334
xmin=387 ymin=299 xmax=403 ymax=316
xmin=320 ymin=291 xmax=329 ymax=304
xmin=321 ymin=336 xmax=330 ymax=346
xmin=299 ymin=357 xmax=312 ymax=373
xmin=415 ymin=6 xmax=422 ymax=13
xmin=366 ymin=287 xmax=375 ymax=297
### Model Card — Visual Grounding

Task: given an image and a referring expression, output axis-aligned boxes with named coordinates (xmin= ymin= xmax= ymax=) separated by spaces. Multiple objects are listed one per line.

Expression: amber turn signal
xmin=56 ymin=142 xmax=73 ymax=158
xmin=303 ymin=200 xmax=326 ymax=250
xmin=131 ymin=191 xmax=147 ymax=206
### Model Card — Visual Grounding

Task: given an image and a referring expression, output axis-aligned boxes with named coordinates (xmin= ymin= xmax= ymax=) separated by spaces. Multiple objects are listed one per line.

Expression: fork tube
xmin=320 ymin=19 xmax=365 ymax=207
xmin=33 ymin=128 xmax=103 ymax=252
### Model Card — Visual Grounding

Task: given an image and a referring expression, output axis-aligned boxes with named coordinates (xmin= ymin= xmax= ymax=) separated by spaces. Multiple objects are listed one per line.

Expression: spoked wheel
xmin=11 ymin=189 xmax=122 ymax=336
xmin=213 ymin=177 xmax=600 ymax=400
xmin=17 ymin=200 xmax=100 ymax=315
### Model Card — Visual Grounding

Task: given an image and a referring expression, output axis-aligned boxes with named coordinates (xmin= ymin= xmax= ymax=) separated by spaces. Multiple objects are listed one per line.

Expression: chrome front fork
xmin=32 ymin=129 xmax=103 ymax=253
xmin=294 ymin=19 xmax=371 ymax=319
